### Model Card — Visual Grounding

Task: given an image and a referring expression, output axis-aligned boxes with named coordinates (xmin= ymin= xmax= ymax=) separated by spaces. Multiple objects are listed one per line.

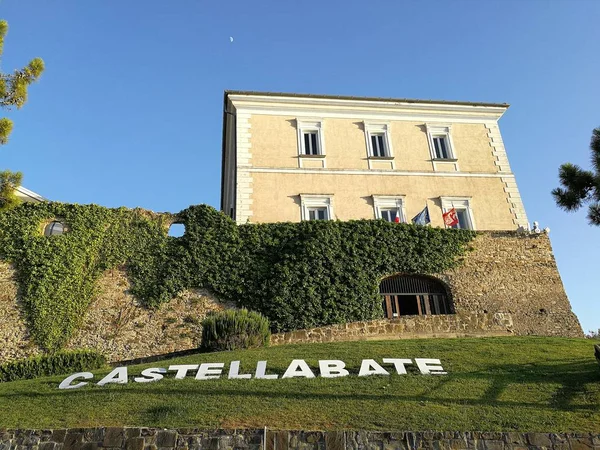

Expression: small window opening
xmin=168 ymin=223 xmax=186 ymax=237
xmin=44 ymin=221 xmax=67 ymax=236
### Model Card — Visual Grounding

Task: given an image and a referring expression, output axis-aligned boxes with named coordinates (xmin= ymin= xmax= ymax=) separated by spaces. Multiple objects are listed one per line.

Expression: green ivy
xmin=0 ymin=202 xmax=475 ymax=351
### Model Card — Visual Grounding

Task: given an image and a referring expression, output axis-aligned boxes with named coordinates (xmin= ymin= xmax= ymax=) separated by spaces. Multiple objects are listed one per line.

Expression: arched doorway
xmin=379 ymin=275 xmax=452 ymax=319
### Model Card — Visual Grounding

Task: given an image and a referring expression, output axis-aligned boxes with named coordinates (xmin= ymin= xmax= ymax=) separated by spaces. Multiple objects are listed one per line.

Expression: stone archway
xmin=379 ymin=274 xmax=453 ymax=319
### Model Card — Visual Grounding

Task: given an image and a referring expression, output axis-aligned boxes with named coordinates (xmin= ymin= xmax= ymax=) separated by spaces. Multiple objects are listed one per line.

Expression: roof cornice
xmin=226 ymin=91 xmax=509 ymax=121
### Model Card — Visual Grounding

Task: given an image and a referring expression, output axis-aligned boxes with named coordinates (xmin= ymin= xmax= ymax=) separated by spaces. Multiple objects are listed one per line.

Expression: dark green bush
xmin=201 ymin=309 xmax=271 ymax=351
xmin=0 ymin=203 xmax=475 ymax=349
xmin=0 ymin=350 xmax=106 ymax=382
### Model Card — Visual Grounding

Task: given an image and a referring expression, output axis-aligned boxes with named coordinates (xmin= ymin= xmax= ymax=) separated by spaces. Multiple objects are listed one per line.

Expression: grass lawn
xmin=0 ymin=337 xmax=599 ymax=432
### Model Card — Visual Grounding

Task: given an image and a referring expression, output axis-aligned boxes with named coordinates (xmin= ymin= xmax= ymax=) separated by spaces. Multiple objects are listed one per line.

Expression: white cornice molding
xmin=16 ymin=186 xmax=46 ymax=202
xmin=248 ymin=167 xmax=514 ymax=178
xmin=228 ymin=94 xmax=507 ymax=122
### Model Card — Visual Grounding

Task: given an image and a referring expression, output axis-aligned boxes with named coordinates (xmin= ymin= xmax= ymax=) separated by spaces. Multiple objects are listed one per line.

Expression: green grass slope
xmin=0 ymin=337 xmax=598 ymax=431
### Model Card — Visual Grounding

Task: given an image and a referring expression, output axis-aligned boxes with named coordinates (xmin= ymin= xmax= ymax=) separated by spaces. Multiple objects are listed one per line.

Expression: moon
xmin=230 ymin=37 xmax=234 ymax=43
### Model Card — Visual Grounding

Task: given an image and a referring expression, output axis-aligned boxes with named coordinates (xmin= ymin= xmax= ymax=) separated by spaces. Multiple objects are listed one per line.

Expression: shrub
xmin=201 ymin=309 xmax=270 ymax=352
xmin=0 ymin=350 xmax=106 ymax=382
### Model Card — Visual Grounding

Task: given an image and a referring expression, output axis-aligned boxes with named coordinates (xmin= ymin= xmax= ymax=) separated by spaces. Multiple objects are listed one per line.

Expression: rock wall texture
xmin=0 ymin=231 xmax=582 ymax=364
xmin=271 ymin=312 xmax=513 ymax=345
xmin=439 ymin=232 xmax=582 ymax=338
xmin=0 ymin=428 xmax=598 ymax=450
xmin=0 ymin=266 xmax=234 ymax=364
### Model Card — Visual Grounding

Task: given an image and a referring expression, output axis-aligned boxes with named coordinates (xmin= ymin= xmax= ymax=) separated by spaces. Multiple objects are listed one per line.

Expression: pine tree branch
xmin=591 ymin=127 xmax=600 ymax=174
xmin=588 ymin=203 xmax=600 ymax=226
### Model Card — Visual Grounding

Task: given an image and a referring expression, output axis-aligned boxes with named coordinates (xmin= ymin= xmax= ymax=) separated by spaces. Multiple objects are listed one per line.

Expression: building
xmin=15 ymin=186 xmax=46 ymax=203
xmin=221 ymin=91 xmax=528 ymax=229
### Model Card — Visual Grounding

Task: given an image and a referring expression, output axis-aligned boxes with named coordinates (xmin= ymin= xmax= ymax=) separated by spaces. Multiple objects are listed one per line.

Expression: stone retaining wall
xmin=0 ymin=231 xmax=583 ymax=364
xmin=0 ymin=263 xmax=234 ymax=364
xmin=440 ymin=232 xmax=582 ymax=338
xmin=271 ymin=312 xmax=513 ymax=345
xmin=0 ymin=428 xmax=598 ymax=450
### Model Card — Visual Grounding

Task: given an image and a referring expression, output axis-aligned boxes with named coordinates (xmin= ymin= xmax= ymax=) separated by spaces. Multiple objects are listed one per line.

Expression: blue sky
xmin=1 ymin=0 xmax=599 ymax=332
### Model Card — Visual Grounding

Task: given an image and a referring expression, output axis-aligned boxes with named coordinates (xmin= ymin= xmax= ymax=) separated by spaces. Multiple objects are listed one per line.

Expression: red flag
xmin=443 ymin=208 xmax=459 ymax=227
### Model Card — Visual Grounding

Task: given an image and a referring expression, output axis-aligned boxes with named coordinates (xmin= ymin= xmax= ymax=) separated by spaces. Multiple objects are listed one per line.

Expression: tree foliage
xmin=0 ymin=169 xmax=22 ymax=212
xmin=0 ymin=19 xmax=45 ymax=145
xmin=0 ymin=19 xmax=45 ymax=211
xmin=552 ymin=127 xmax=600 ymax=225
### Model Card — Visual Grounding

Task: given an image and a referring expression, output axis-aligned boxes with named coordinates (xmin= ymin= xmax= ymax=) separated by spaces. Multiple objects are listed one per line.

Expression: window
xmin=380 ymin=209 xmax=398 ymax=223
xmin=373 ymin=196 xmax=405 ymax=223
xmin=300 ymin=194 xmax=333 ymax=221
xmin=364 ymin=123 xmax=393 ymax=158
xmin=303 ymin=131 xmax=319 ymax=155
xmin=426 ymin=124 xmax=455 ymax=160
xmin=440 ymin=197 xmax=475 ymax=230
xmin=308 ymin=207 xmax=328 ymax=220
xmin=432 ymin=135 xmax=450 ymax=159
xmin=371 ymin=133 xmax=387 ymax=157
xmin=44 ymin=220 xmax=67 ymax=236
xmin=379 ymin=275 xmax=452 ymax=319
xmin=296 ymin=119 xmax=325 ymax=156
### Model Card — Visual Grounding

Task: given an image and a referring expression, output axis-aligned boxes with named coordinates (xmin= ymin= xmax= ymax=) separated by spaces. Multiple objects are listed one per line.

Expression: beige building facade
xmin=221 ymin=91 xmax=528 ymax=230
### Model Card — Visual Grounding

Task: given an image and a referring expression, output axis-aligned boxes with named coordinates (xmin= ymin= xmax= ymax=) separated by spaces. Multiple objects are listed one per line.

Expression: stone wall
xmin=439 ymin=232 xmax=582 ymax=337
xmin=0 ymin=264 xmax=234 ymax=364
xmin=0 ymin=231 xmax=583 ymax=364
xmin=271 ymin=312 xmax=513 ymax=345
xmin=1 ymin=428 xmax=598 ymax=450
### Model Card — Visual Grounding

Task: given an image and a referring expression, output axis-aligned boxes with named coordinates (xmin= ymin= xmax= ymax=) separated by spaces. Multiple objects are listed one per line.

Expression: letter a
xmin=358 ymin=359 xmax=389 ymax=377
xmin=282 ymin=359 xmax=315 ymax=379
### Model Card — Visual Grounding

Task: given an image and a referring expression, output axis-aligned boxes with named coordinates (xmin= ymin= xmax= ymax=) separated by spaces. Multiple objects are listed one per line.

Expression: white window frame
xmin=426 ymin=124 xmax=457 ymax=160
xmin=373 ymin=196 xmax=406 ymax=223
xmin=297 ymin=119 xmax=325 ymax=156
xmin=440 ymin=197 xmax=476 ymax=230
xmin=364 ymin=122 xmax=393 ymax=157
xmin=300 ymin=194 xmax=334 ymax=221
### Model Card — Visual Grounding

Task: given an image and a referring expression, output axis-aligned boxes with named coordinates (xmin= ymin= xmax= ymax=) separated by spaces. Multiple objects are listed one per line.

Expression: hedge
xmin=0 ymin=350 xmax=106 ymax=382
xmin=0 ymin=203 xmax=475 ymax=351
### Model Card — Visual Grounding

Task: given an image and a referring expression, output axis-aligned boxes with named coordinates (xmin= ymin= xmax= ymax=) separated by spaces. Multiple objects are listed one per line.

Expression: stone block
xmin=126 ymin=429 xmax=142 ymax=439
xmin=126 ymin=438 xmax=145 ymax=450
xmin=80 ymin=443 xmax=98 ymax=450
xmin=325 ymin=432 xmax=344 ymax=450
xmin=526 ymin=434 xmax=552 ymax=448
xmin=39 ymin=443 xmax=56 ymax=450
xmin=103 ymin=428 xmax=125 ymax=448
xmin=52 ymin=431 xmax=67 ymax=444
xmin=155 ymin=431 xmax=177 ymax=448
xmin=83 ymin=429 xmax=104 ymax=443
xmin=569 ymin=437 xmax=594 ymax=450
xmin=63 ymin=432 xmax=83 ymax=450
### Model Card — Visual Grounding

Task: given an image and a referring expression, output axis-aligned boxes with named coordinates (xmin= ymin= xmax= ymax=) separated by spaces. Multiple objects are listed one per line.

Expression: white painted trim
xmin=372 ymin=195 xmax=406 ymax=222
xmin=16 ymin=186 xmax=46 ymax=202
xmin=235 ymin=115 xmax=254 ymax=224
xmin=299 ymin=194 xmax=334 ymax=221
xmin=364 ymin=122 xmax=395 ymax=170
xmin=235 ymin=106 xmax=502 ymax=125
xmin=426 ymin=124 xmax=458 ymax=173
xmin=248 ymin=167 xmax=513 ymax=178
xmin=440 ymin=197 xmax=476 ymax=230
xmin=228 ymin=94 xmax=508 ymax=119
xmin=484 ymin=122 xmax=529 ymax=229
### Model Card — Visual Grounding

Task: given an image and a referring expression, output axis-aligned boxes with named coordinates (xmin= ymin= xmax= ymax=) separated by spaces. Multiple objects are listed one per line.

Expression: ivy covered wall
xmin=0 ymin=203 xmax=476 ymax=352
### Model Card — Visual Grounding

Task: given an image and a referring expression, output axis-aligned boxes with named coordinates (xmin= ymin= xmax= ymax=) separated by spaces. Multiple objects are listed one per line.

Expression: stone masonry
xmin=271 ymin=312 xmax=513 ymax=345
xmin=0 ymin=428 xmax=598 ymax=450
xmin=0 ymin=264 xmax=234 ymax=364
xmin=0 ymin=231 xmax=582 ymax=364
xmin=439 ymin=232 xmax=582 ymax=337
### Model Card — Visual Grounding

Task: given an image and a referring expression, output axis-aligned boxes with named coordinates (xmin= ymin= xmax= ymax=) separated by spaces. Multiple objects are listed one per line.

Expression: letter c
xmin=58 ymin=372 xmax=94 ymax=390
